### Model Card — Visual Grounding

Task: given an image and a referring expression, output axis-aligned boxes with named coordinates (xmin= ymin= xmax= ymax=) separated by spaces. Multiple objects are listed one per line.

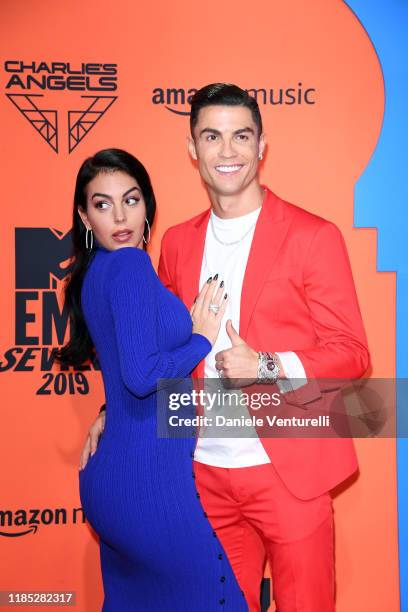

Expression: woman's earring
xmin=85 ymin=228 xmax=94 ymax=251
xmin=143 ymin=218 xmax=151 ymax=245
xmin=258 ymin=153 xmax=263 ymax=161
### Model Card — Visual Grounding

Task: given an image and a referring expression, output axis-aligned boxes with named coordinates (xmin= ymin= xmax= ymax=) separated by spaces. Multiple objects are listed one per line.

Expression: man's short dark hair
xmin=190 ymin=83 xmax=263 ymax=137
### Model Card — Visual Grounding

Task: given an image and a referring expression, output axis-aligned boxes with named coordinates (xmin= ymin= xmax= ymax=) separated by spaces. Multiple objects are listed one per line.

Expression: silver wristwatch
xmin=257 ymin=352 xmax=281 ymax=384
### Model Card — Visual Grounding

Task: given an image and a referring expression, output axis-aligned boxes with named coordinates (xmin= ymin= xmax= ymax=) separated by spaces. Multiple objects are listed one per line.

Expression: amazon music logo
xmin=152 ymin=84 xmax=317 ymax=116
xmin=3 ymin=60 xmax=118 ymax=153
xmin=0 ymin=507 xmax=85 ymax=537
xmin=0 ymin=228 xmax=99 ymax=394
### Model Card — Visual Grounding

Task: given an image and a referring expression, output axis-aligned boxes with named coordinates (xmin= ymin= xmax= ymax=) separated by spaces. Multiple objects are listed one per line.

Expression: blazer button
xmin=218 ymin=553 xmax=223 ymax=560
xmin=220 ymin=576 xmax=226 ymax=583
xmin=219 ymin=599 xmax=225 ymax=605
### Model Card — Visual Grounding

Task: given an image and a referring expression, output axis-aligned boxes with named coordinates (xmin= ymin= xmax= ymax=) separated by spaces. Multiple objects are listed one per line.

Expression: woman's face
xmin=78 ymin=170 xmax=147 ymax=251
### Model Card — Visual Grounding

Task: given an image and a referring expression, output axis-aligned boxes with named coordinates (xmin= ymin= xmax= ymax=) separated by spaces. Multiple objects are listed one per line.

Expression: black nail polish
xmin=213 ymin=273 xmax=218 ymax=281
xmin=224 ymin=293 xmax=228 ymax=299
xmin=207 ymin=276 xmax=212 ymax=283
xmin=220 ymin=280 xmax=224 ymax=288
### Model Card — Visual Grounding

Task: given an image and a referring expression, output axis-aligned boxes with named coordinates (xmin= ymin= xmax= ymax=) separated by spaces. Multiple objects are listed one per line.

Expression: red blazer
xmin=158 ymin=187 xmax=370 ymax=499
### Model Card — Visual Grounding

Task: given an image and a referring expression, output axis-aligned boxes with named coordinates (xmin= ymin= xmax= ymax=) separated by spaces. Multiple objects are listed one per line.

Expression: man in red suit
xmin=82 ymin=84 xmax=369 ymax=611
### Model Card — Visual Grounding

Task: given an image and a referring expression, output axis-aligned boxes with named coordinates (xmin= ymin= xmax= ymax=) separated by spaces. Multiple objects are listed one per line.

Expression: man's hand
xmin=79 ymin=411 xmax=106 ymax=470
xmin=214 ymin=320 xmax=259 ymax=386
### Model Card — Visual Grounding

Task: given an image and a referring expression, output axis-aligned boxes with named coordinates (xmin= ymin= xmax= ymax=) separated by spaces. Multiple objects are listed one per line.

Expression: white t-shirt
xmin=193 ymin=206 xmax=306 ymax=468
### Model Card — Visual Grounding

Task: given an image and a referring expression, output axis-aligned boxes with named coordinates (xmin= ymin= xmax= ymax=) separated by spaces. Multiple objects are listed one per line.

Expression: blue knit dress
xmin=79 ymin=245 xmax=247 ymax=612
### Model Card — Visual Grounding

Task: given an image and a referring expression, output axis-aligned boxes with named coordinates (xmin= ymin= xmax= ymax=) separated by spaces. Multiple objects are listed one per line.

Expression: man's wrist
xmin=257 ymin=352 xmax=281 ymax=383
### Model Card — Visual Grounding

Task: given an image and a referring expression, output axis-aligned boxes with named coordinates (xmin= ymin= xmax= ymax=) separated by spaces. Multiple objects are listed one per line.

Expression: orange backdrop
xmin=0 ymin=0 xmax=398 ymax=610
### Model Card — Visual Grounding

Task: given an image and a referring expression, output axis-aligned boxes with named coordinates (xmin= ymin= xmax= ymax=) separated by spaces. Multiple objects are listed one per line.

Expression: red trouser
xmin=194 ymin=461 xmax=335 ymax=612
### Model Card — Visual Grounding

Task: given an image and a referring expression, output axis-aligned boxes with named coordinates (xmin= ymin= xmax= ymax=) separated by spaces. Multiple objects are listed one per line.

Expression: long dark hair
xmin=56 ymin=148 xmax=157 ymax=368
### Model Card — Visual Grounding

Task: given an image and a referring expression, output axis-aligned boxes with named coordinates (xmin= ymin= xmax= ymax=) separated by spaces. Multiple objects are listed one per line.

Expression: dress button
xmin=219 ymin=599 xmax=225 ymax=605
xmin=220 ymin=576 xmax=226 ymax=583
xmin=218 ymin=553 xmax=223 ymax=560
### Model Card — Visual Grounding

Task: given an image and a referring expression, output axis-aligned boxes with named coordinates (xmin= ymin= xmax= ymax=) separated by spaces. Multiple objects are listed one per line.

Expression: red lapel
xmin=179 ymin=187 xmax=293 ymax=376
xmin=239 ymin=188 xmax=293 ymax=340
xmin=179 ymin=208 xmax=211 ymax=308
xmin=179 ymin=209 xmax=211 ymax=379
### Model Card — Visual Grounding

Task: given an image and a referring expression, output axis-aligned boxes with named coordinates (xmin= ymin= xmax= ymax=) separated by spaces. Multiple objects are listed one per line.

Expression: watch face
xmin=266 ymin=361 xmax=276 ymax=371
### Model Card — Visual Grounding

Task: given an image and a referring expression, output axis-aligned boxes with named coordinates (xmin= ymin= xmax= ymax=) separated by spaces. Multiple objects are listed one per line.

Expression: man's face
xmin=188 ymin=105 xmax=265 ymax=197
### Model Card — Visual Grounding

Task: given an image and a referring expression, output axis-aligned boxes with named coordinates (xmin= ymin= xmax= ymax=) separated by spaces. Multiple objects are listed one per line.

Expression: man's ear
xmin=77 ymin=207 xmax=91 ymax=230
xmin=187 ymin=136 xmax=198 ymax=161
xmin=259 ymin=133 xmax=267 ymax=159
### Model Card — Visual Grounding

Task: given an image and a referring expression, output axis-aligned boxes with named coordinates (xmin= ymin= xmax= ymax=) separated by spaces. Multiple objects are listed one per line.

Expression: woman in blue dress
xmin=57 ymin=149 xmax=248 ymax=611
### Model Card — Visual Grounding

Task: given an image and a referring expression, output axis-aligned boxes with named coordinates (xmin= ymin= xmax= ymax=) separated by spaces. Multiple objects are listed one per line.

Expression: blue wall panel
xmin=344 ymin=1 xmax=408 ymax=608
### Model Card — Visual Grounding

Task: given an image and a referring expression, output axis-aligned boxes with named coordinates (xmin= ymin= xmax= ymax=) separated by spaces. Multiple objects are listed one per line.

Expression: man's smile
xmin=215 ymin=164 xmax=244 ymax=175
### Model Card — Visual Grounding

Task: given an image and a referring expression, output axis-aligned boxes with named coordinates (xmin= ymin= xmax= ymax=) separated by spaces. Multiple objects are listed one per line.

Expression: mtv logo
xmin=15 ymin=228 xmax=72 ymax=290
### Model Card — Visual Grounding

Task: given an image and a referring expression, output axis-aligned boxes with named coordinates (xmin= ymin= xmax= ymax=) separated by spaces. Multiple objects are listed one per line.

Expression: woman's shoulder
xmin=108 ymin=245 xmax=150 ymax=262
xmin=103 ymin=246 xmax=155 ymax=283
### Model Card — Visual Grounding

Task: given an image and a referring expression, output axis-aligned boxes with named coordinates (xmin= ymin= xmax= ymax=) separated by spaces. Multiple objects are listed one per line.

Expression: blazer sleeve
xmin=283 ymin=221 xmax=370 ymax=406
xmin=107 ymin=247 xmax=211 ymax=398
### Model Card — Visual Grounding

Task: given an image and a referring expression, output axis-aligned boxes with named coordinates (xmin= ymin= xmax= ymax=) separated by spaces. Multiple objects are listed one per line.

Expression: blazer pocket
xmin=264 ymin=265 xmax=299 ymax=282
xmin=259 ymin=266 xmax=303 ymax=323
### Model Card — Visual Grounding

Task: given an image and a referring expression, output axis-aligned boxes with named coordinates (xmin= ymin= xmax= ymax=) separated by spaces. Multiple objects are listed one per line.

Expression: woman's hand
xmin=79 ymin=411 xmax=106 ymax=470
xmin=190 ymin=276 xmax=228 ymax=346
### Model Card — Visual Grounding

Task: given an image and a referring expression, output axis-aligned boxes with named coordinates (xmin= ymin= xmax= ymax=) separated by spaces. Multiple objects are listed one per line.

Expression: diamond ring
xmin=209 ymin=303 xmax=220 ymax=314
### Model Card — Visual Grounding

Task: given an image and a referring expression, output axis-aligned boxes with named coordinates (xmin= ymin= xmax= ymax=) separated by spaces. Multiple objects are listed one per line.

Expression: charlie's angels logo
xmin=0 ymin=228 xmax=99 ymax=394
xmin=4 ymin=61 xmax=118 ymax=153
